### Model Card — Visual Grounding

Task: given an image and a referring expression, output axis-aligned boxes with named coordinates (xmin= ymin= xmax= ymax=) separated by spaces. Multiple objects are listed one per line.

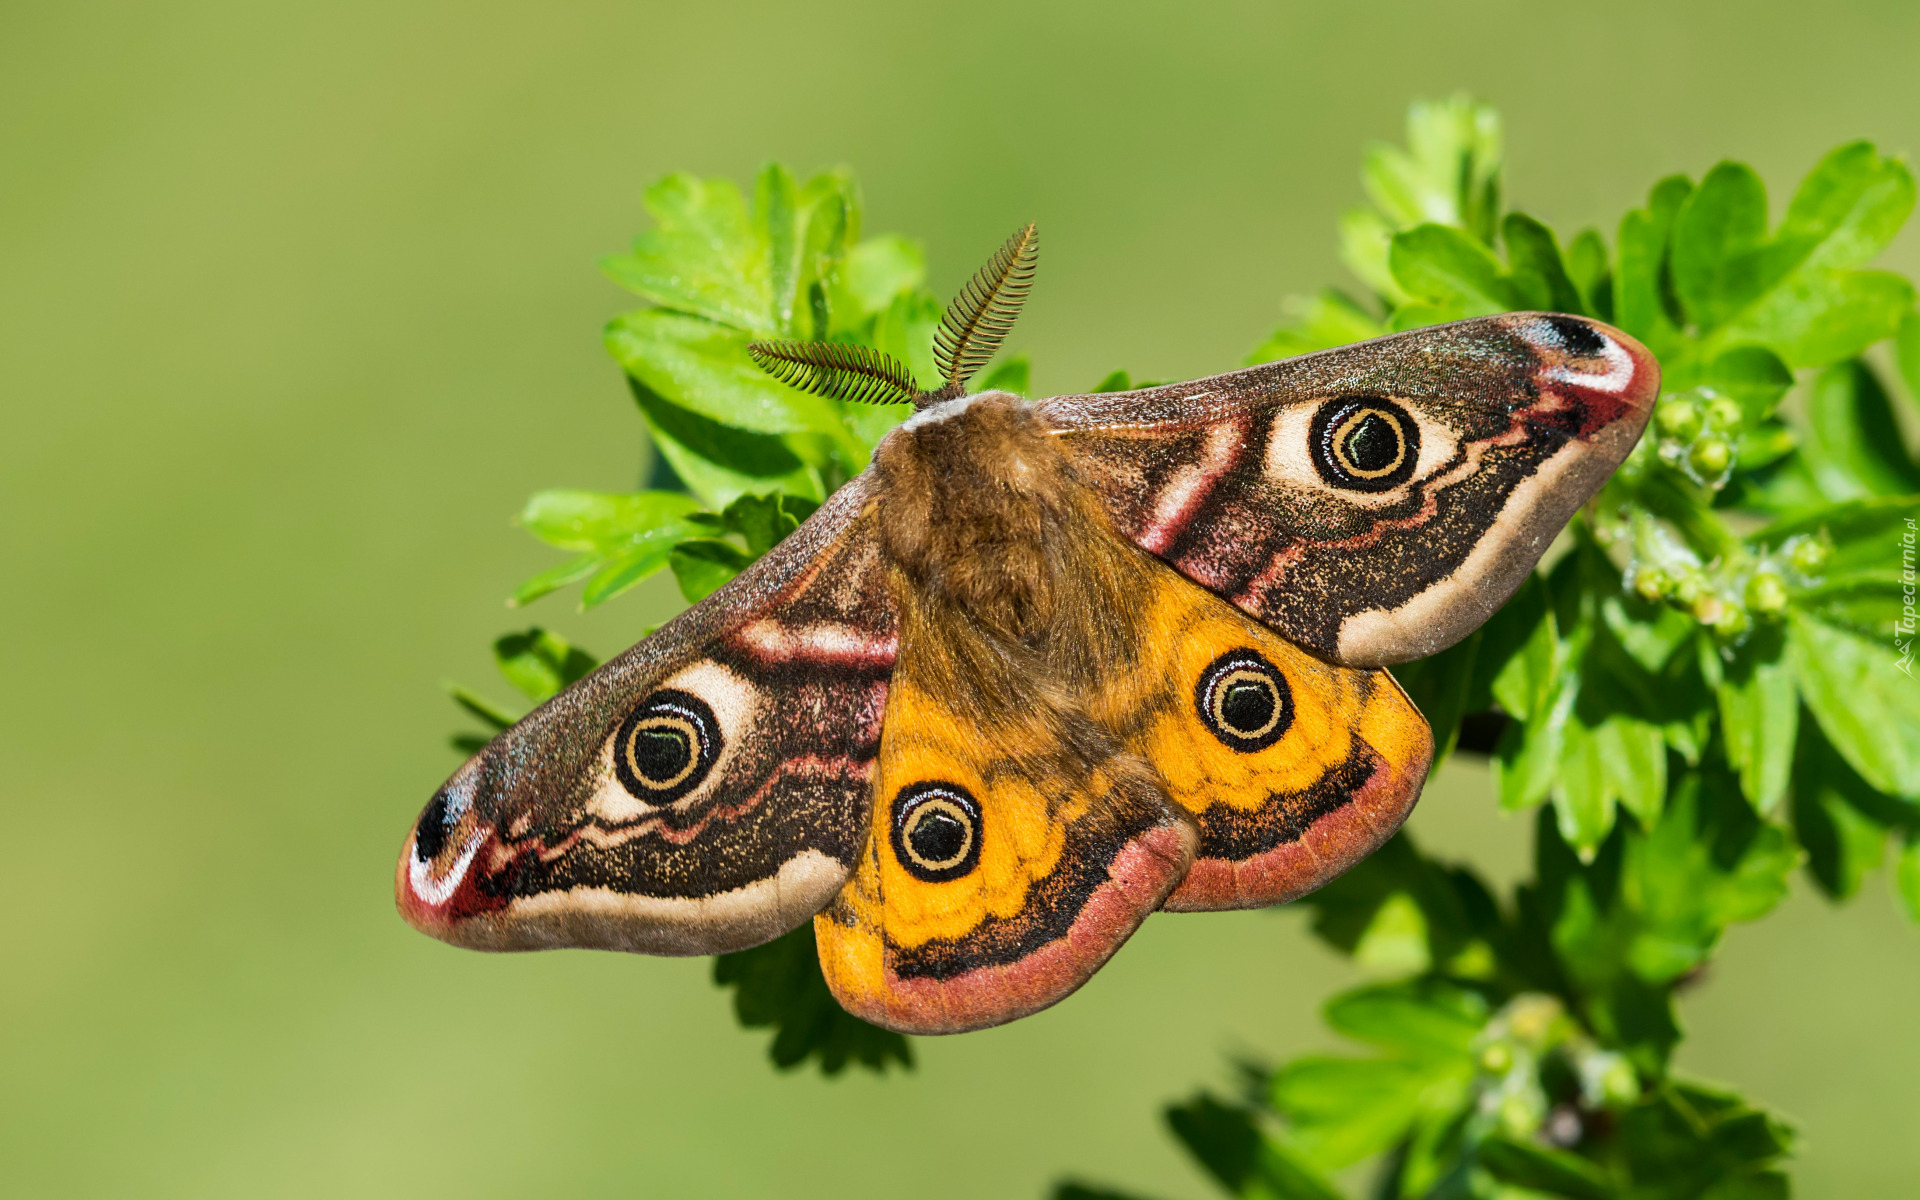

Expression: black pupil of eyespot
xmin=633 ymin=727 xmax=692 ymax=782
xmin=1344 ymin=414 xmax=1399 ymax=472
xmin=909 ymin=810 xmax=967 ymax=865
xmin=415 ymin=793 xmax=451 ymax=862
xmin=1221 ymin=679 xmax=1275 ymax=734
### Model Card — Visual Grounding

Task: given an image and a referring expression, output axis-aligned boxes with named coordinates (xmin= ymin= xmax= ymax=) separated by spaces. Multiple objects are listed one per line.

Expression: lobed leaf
xmin=711 ymin=924 xmax=912 ymax=1075
xmin=1789 ymin=609 xmax=1920 ymax=797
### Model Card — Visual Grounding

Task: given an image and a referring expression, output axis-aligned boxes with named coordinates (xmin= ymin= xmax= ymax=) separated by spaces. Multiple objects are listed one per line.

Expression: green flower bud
xmin=1633 ymin=568 xmax=1670 ymax=602
xmin=1480 ymin=1043 xmax=1514 ymax=1074
xmin=1746 ymin=572 xmax=1789 ymax=615
xmin=1689 ymin=438 xmax=1732 ymax=476
xmin=1657 ymin=397 xmax=1702 ymax=440
xmin=1711 ymin=602 xmax=1751 ymax=637
xmin=1789 ymin=537 xmax=1830 ymax=576
xmin=1706 ymin=395 xmax=1744 ymax=429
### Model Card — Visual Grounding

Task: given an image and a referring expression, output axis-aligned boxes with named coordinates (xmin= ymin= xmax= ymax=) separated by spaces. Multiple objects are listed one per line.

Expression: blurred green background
xmin=5 ymin=1 xmax=1919 ymax=1195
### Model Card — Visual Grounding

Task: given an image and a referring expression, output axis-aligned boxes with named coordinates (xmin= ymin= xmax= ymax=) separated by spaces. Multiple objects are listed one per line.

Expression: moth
xmin=397 ymin=224 xmax=1657 ymax=1035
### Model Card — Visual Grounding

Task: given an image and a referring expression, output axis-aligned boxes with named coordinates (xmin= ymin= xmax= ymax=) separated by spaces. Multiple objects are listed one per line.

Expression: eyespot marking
xmin=1541 ymin=314 xmax=1607 ymax=357
xmin=1196 ymin=650 xmax=1293 ymax=752
xmin=614 ymin=689 xmax=720 ymax=804
xmin=1310 ymin=397 xmax=1420 ymax=492
xmin=890 ymin=781 xmax=983 ymax=883
xmin=414 ymin=793 xmax=452 ymax=862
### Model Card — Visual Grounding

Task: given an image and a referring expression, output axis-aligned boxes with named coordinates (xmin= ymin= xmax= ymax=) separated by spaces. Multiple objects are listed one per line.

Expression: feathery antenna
xmin=746 ymin=340 xmax=920 ymax=406
xmin=933 ymin=223 xmax=1038 ymax=392
xmin=744 ymin=222 xmax=1039 ymax=410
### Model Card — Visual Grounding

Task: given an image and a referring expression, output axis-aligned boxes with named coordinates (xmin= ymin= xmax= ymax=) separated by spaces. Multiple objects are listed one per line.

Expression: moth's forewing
xmin=396 ymin=478 xmax=898 ymax=956
xmin=1041 ymin=314 xmax=1659 ymax=666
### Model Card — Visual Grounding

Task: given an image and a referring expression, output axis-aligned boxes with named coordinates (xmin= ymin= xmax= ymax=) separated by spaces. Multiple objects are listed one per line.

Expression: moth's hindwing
xmin=1089 ymin=556 xmax=1433 ymax=910
xmin=814 ymin=576 xmax=1196 ymax=1035
xmin=396 ymin=477 xmax=898 ymax=957
xmin=1040 ymin=313 xmax=1658 ymax=667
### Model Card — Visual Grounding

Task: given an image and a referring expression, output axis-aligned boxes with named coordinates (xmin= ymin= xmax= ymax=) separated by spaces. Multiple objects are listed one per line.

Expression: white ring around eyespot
xmin=586 ymin=660 xmax=757 ymax=825
xmin=901 ymin=797 xmax=975 ymax=870
xmin=1265 ymin=400 xmax=1460 ymax=503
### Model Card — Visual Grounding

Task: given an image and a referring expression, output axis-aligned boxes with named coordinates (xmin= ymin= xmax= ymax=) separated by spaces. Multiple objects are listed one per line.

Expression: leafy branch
xmin=440 ymin=98 xmax=1920 ymax=1194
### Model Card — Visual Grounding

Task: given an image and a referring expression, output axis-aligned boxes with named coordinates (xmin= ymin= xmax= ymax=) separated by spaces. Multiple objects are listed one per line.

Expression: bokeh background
xmin=6 ymin=1 xmax=1919 ymax=1196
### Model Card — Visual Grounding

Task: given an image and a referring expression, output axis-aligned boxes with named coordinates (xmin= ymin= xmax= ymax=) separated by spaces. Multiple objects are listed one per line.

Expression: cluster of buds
xmin=1472 ymin=994 xmax=1638 ymax=1148
xmin=1651 ymin=386 xmax=1746 ymax=491
xmin=1596 ymin=507 xmax=1830 ymax=642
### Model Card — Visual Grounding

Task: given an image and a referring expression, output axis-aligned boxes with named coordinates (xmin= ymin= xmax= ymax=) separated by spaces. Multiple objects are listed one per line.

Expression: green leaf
xmin=830 ymin=235 xmax=927 ymax=331
xmin=1050 ymin=1184 xmax=1168 ymax=1200
xmin=1547 ymin=772 xmax=1796 ymax=1008
xmin=1691 ymin=344 xmax=1795 ymax=425
xmin=669 ymin=537 xmax=754 ymax=603
xmin=630 ymin=377 xmax=821 ymax=508
xmin=1391 ymin=630 xmax=1482 ymax=764
xmin=1389 ymin=223 xmax=1525 ymax=317
xmin=1724 ymin=268 xmax=1913 ymax=368
xmin=707 ymin=491 xmax=803 ymax=555
xmin=510 ymin=552 xmax=600 ymax=607
xmin=1672 ymin=162 xmax=1773 ymax=332
xmin=875 ymin=289 xmax=943 ymax=390
xmin=756 ymin=163 xmax=805 ymax=336
xmin=492 ymin=628 xmax=597 ymax=704
xmin=1339 ymin=207 xmax=1406 ymax=304
xmin=1614 ymin=175 xmax=1693 ymax=358
xmin=1754 ymin=493 xmax=1920 ymax=581
xmin=1495 ymin=661 xmax=1577 ymax=813
xmin=756 ymin=164 xmax=856 ymax=338
xmin=1552 ymin=714 xmax=1620 ymax=853
xmin=1622 ymin=771 xmax=1797 ymax=983
xmin=1573 ymin=710 xmax=1667 ymax=835
xmin=1788 ymin=608 xmax=1920 ymax=797
xmin=580 ymin=542 xmax=679 ymax=608
xmin=519 ymin=488 xmax=702 ymax=553
xmin=515 ymin=487 xmax=706 ymax=608
xmin=1271 ymin=1055 xmax=1466 ymax=1170
xmin=1670 ymin=146 xmax=1917 ymax=365
xmin=1780 ymin=140 xmax=1915 ymax=271
xmin=1248 ymin=289 xmax=1385 ymax=363
xmin=601 ymin=173 xmax=771 ymax=332
xmin=1799 ymin=360 xmax=1920 ymax=499
xmin=977 ymin=354 xmax=1031 ymax=395
xmin=1612 ymin=1083 xmax=1796 ymax=1196
xmin=1898 ymin=308 xmax=1920 ymax=404
xmin=1360 ymin=94 xmax=1502 ymax=243
xmin=1791 ymin=719 xmax=1901 ymax=900
xmin=1566 ymin=227 xmax=1613 ymax=319
xmin=1718 ymin=624 xmax=1798 ymax=814
xmin=712 ymin=924 xmax=912 ymax=1075
xmin=607 ymin=310 xmax=846 ymax=436
xmin=1504 ymin=212 xmax=1585 ymax=313
xmin=1251 ymin=1143 xmax=1346 ymax=1200
xmin=1089 ymin=369 xmax=1132 ymax=393
xmin=446 ymin=683 xmax=518 ymax=731
xmin=1321 ymin=983 xmax=1485 ymax=1060
xmin=1489 ymin=574 xmax=1559 ymax=720
xmin=1896 ymin=837 xmax=1920 ymax=922
xmin=1477 ymin=1135 xmax=1616 ymax=1200
xmin=1163 ymin=1093 xmax=1264 ymax=1194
